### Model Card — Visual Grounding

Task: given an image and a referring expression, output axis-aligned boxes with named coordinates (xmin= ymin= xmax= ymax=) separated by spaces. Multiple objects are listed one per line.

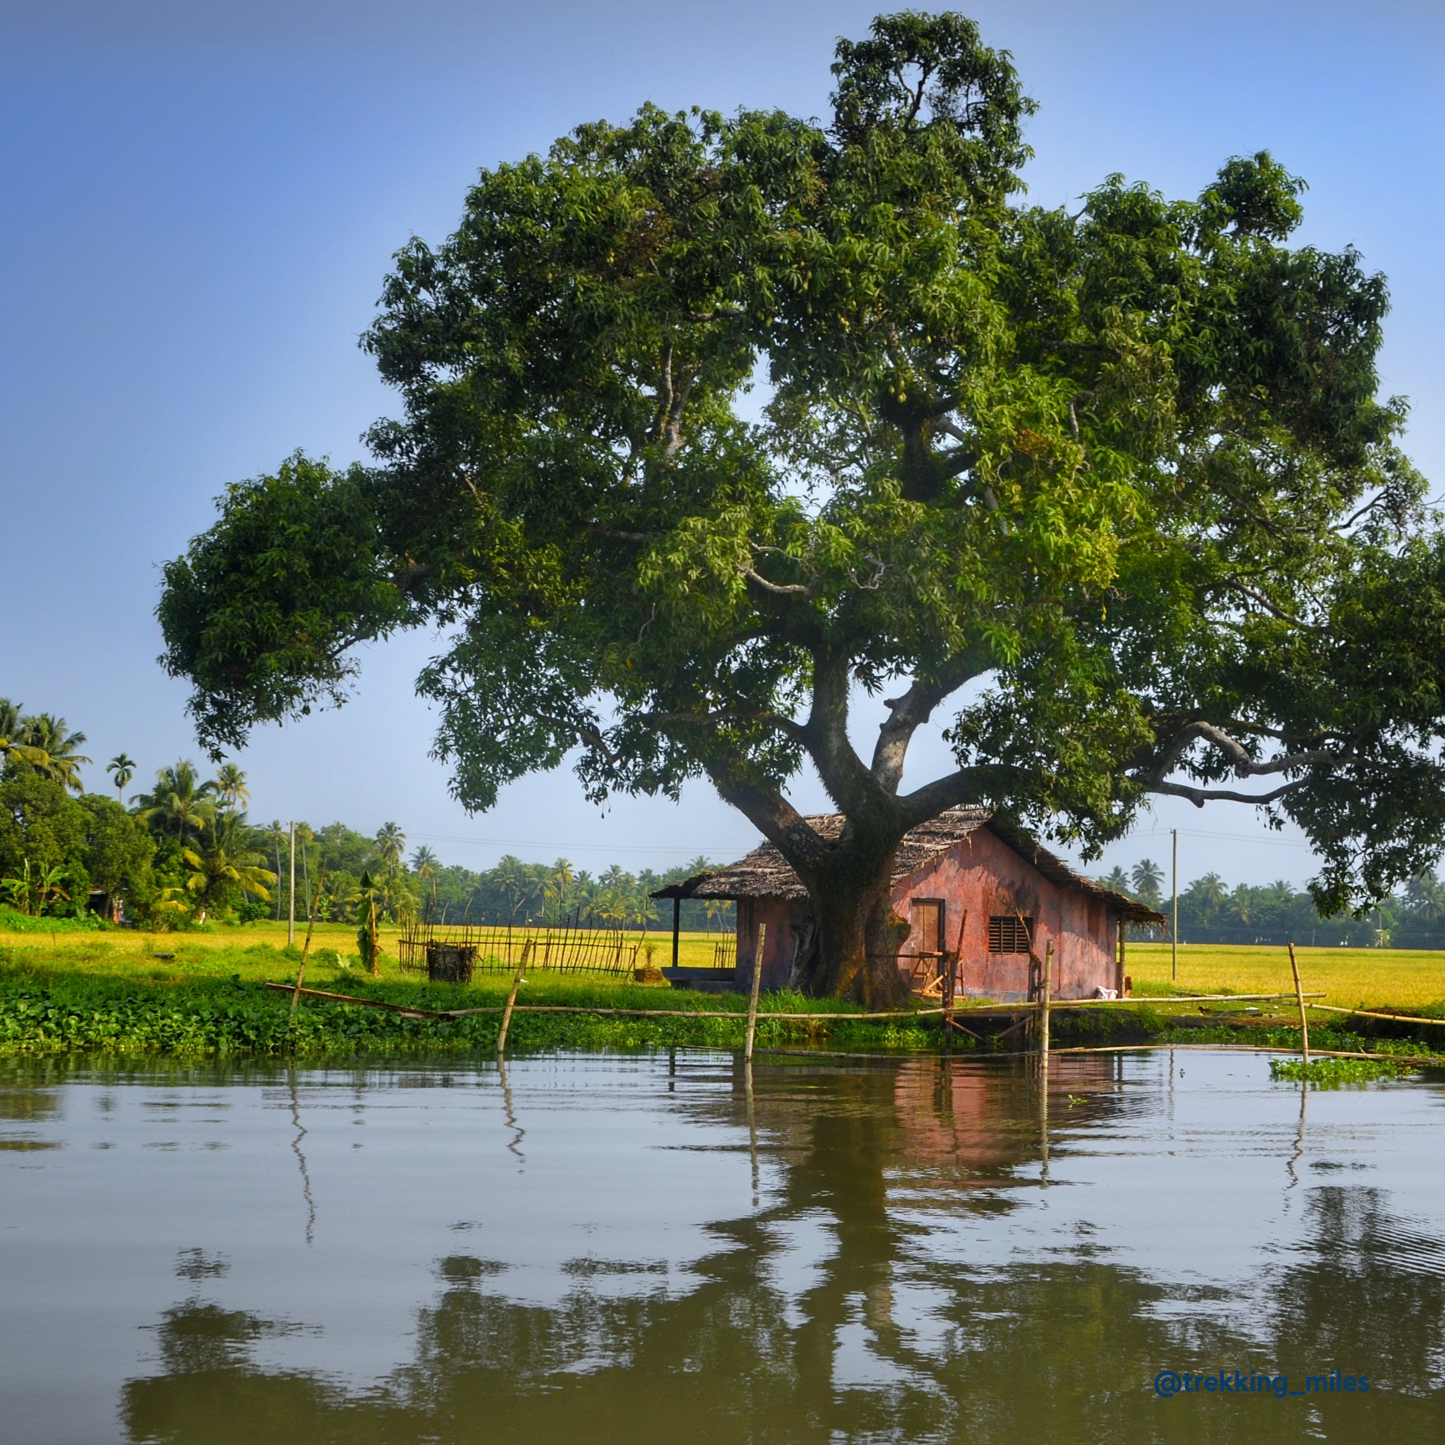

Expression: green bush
xmin=0 ymin=907 xmax=103 ymax=933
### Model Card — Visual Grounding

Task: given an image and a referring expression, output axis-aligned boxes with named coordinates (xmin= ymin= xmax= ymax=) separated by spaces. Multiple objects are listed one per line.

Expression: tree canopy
xmin=158 ymin=12 xmax=1445 ymax=999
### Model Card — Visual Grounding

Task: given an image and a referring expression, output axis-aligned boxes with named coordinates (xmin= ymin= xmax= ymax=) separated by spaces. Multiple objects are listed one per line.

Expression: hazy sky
xmin=3 ymin=0 xmax=1441 ymax=888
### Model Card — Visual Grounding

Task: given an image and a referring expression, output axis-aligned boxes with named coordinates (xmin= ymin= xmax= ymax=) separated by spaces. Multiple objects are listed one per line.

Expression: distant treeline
xmin=290 ymin=821 xmax=732 ymax=933
xmin=1105 ymin=861 xmax=1445 ymax=948
xmin=0 ymin=695 xmax=731 ymax=931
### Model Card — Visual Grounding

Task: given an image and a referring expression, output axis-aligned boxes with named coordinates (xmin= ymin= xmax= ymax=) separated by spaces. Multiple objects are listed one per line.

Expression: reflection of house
xmin=892 ymin=1054 xmax=1126 ymax=1174
xmin=654 ymin=809 xmax=1163 ymax=1000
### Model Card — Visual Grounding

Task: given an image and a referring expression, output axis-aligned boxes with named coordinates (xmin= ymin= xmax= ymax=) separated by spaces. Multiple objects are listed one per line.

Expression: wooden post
xmin=1039 ymin=939 xmax=1053 ymax=1072
xmin=744 ymin=922 xmax=767 ymax=1066
xmin=289 ymin=862 xmax=327 ymax=1021
xmin=496 ymin=938 xmax=534 ymax=1059
xmin=672 ymin=896 xmax=680 ymax=971
xmin=1171 ymin=827 xmax=1179 ymax=983
xmin=943 ymin=909 xmax=966 ymax=1048
xmin=1288 ymin=940 xmax=1310 ymax=1064
xmin=287 ymin=822 xmax=296 ymax=949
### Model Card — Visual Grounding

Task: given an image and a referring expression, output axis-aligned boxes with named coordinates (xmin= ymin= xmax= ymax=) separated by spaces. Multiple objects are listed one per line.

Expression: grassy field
xmin=6 ymin=922 xmax=1443 ymax=1012
xmin=0 ymin=923 xmax=927 ymax=1059
xmin=2 ymin=923 xmax=1443 ymax=1061
xmin=1126 ymin=943 xmax=1445 ymax=1012
xmin=0 ymin=920 xmax=732 ymax=986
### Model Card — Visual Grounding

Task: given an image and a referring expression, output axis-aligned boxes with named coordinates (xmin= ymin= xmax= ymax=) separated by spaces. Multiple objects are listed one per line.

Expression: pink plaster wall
xmin=734 ymin=897 xmax=809 ymax=992
xmin=895 ymin=828 xmax=1118 ymax=1000
xmin=733 ymin=827 xmax=1121 ymax=999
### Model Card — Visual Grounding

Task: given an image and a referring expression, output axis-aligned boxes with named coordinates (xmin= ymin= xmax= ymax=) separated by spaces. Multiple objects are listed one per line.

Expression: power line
xmin=1119 ymin=826 xmax=1312 ymax=851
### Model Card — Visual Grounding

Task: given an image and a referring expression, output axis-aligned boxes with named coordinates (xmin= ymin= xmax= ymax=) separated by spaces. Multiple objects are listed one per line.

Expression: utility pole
xmin=288 ymin=822 xmax=296 ymax=948
xmin=1171 ymin=828 xmax=1179 ymax=982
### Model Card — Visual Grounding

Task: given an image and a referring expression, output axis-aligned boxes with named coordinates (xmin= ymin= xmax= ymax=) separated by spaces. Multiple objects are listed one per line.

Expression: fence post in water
xmin=942 ymin=909 xmax=966 ymax=1050
xmin=1288 ymin=940 xmax=1310 ymax=1064
xmin=496 ymin=939 xmax=534 ymax=1059
xmin=672 ymin=897 xmax=680 ymax=971
xmin=744 ymin=923 xmax=767 ymax=1067
xmin=288 ymin=822 xmax=296 ymax=949
xmin=289 ymin=862 xmax=328 ymax=1021
xmin=1039 ymin=939 xmax=1053 ymax=1073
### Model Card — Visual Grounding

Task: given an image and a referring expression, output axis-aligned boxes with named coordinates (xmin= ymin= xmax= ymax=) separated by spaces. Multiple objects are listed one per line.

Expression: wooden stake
xmin=744 ymin=922 xmax=767 ymax=1066
xmin=287 ymin=822 xmax=296 ymax=949
xmin=495 ymin=938 xmax=534 ymax=1058
xmin=1039 ymin=939 xmax=1053 ymax=1071
xmin=1288 ymin=940 xmax=1310 ymax=1064
xmin=289 ymin=862 xmax=327 ymax=1021
xmin=943 ymin=909 xmax=966 ymax=1049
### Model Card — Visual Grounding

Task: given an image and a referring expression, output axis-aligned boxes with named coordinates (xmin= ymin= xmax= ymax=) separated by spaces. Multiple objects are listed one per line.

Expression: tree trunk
xmin=792 ymin=839 xmax=911 ymax=1006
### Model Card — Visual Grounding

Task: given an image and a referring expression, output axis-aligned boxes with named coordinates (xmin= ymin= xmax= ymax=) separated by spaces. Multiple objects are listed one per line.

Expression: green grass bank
xmin=4 ymin=931 xmax=1445 ymax=1063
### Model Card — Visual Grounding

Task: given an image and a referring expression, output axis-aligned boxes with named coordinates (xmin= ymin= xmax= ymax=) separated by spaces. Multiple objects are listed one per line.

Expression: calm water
xmin=2 ymin=1048 xmax=1444 ymax=1444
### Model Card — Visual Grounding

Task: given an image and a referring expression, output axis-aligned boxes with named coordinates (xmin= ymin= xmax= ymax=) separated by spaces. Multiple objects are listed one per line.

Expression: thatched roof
xmin=652 ymin=808 xmax=1165 ymax=924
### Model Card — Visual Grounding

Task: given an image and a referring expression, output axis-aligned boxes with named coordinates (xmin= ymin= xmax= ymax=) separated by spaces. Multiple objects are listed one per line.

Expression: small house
xmin=653 ymin=808 xmax=1163 ymax=999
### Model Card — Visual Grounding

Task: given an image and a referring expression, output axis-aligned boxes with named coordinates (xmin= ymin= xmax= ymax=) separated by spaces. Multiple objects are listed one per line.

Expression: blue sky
xmin=3 ymin=0 xmax=1442 ymax=888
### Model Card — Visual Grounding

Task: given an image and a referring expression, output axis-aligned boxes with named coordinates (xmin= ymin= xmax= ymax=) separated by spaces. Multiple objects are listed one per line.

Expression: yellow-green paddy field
xmin=2 ymin=920 xmax=1443 ymax=1061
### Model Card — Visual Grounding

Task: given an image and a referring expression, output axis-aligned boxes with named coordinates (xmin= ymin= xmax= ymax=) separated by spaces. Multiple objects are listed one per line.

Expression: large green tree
xmin=158 ymin=13 xmax=1445 ymax=1001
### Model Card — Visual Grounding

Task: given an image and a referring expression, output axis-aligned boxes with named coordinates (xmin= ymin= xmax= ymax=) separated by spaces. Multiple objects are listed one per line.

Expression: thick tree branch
xmin=706 ymin=773 xmax=829 ymax=873
xmin=801 ymin=653 xmax=895 ymax=824
xmin=897 ymin=766 xmax=1000 ymax=827
xmin=1144 ymin=719 xmax=1345 ymax=787
xmin=1147 ymin=778 xmax=1308 ymax=808
xmin=742 ymin=567 xmax=813 ymax=598
xmin=871 ymin=646 xmax=993 ymax=794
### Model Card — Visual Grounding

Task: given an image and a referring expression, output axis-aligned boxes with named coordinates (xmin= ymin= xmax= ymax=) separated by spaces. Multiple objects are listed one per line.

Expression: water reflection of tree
xmin=120 ymin=1061 xmax=1445 ymax=1444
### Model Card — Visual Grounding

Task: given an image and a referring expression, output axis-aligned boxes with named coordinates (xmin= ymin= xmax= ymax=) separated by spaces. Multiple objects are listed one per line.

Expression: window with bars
xmin=988 ymin=915 xmax=1033 ymax=954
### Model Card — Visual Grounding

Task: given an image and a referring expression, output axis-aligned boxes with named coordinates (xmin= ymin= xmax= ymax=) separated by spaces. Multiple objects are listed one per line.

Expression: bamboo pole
xmin=1171 ymin=827 xmax=1179 ymax=983
xmin=496 ymin=938 xmax=534 ymax=1059
xmin=943 ymin=910 xmax=966 ymax=1048
xmin=1038 ymin=939 xmax=1053 ymax=1071
xmin=1288 ymin=940 xmax=1310 ymax=1063
xmin=1308 ymin=1003 xmax=1445 ymax=1026
xmin=263 ymin=984 xmax=1324 ymax=1024
xmin=287 ymin=822 xmax=296 ymax=949
xmin=744 ymin=923 xmax=767 ymax=1066
xmin=288 ymin=862 xmax=327 ymax=1021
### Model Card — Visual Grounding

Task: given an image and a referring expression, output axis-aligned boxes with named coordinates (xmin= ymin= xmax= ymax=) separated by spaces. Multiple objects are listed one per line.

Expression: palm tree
xmin=322 ymin=871 xmax=362 ymax=923
xmin=542 ymin=858 xmax=574 ymax=923
xmin=263 ymin=820 xmax=288 ymax=920
xmin=1100 ymin=866 xmax=1131 ymax=895
xmin=295 ymin=822 xmax=315 ymax=919
xmin=135 ymin=761 xmax=218 ymax=846
xmin=1131 ymin=859 xmax=1164 ymax=907
xmin=494 ymin=855 xmax=530 ymax=925
xmin=0 ymin=699 xmax=50 ymax=778
xmin=374 ymin=822 xmax=406 ymax=877
xmin=106 ymin=753 xmax=137 ymax=805
xmin=18 ymin=714 xmax=91 ymax=793
xmin=1406 ymin=871 xmax=1445 ymax=924
xmin=181 ymin=814 xmax=275 ymax=923
xmin=411 ymin=845 xmax=440 ymax=921
xmin=215 ymin=763 xmax=250 ymax=809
